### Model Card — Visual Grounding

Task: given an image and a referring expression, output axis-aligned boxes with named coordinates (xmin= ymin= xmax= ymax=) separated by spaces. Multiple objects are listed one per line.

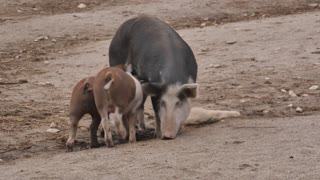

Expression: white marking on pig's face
xmin=159 ymin=84 xmax=195 ymax=139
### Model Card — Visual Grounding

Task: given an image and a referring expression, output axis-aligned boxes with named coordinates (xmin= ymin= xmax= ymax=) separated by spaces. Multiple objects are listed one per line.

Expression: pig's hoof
xmin=106 ymin=141 xmax=114 ymax=148
xmin=129 ymin=137 xmax=136 ymax=143
xmin=90 ymin=143 xmax=100 ymax=149
xmin=66 ymin=145 xmax=74 ymax=152
xmin=154 ymin=131 xmax=162 ymax=139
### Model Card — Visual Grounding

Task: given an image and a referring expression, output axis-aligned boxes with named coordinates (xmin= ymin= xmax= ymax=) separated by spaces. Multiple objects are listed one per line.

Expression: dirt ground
xmin=0 ymin=0 xmax=320 ymax=179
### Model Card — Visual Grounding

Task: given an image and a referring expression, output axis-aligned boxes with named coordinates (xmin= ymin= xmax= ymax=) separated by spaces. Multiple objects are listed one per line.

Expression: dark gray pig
xmin=109 ymin=16 xmax=198 ymax=139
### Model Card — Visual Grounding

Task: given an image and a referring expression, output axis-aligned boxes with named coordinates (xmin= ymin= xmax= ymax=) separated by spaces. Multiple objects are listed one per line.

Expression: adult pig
xmin=109 ymin=16 xmax=198 ymax=139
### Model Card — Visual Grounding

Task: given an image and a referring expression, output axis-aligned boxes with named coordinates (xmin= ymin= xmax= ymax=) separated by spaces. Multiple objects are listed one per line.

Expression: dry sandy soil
xmin=0 ymin=0 xmax=320 ymax=179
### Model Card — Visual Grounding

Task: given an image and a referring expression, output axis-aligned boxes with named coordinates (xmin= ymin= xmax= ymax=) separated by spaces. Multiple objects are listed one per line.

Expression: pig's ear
xmin=83 ymin=83 xmax=93 ymax=94
xmin=178 ymin=84 xmax=198 ymax=98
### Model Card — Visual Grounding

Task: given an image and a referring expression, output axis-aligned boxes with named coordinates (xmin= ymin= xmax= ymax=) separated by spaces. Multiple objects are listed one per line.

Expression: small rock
xmin=18 ymin=79 xmax=28 ymax=84
xmin=226 ymin=41 xmax=237 ymax=45
xmin=264 ymin=80 xmax=272 ymax=84
xmin=308 ymin=3 xmax=319 ymax=8
xmin=209 ymin=64 xmax=222 ymax=68
xmin=296 ymin=107 xmax=303 ymax=113
xmin=77 ymin=3 xmax=87 ymax=9
xmin=213 ymin=64 xmax=222 ymax=68
xmin=281 ymin=89 xmax=287 ymax=93
xmin=45 ymin=82 xmax=54 ymax=86
xmin=80 ymin=126 xmax=89 ymax=131
xmin=309 ymin=85 xmax=319 ymax=90
xmin=50 ymin=122 xmax=58 ymax=128
xmin=46 ymin=128 xmax=60 ymax=133
xmin=288 ymin=90 xmax=297 ymax=97
xmin=34 ymin=36 xmax=49 ymax=42
xmin=38 ymin=82 xmax=46 ymax=86
xmin=201 ymin=48 xmax=209 ymax=52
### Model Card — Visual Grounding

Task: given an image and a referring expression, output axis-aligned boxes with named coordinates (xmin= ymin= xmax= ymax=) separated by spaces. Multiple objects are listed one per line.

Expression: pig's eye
xmin=176 ymin=101 xmax=182 ymax=107
xmin=160 ymin=101 xmax=166 ymax=108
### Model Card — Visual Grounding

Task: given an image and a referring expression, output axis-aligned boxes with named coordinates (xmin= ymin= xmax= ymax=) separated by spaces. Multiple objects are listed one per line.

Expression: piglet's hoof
xmin=106 ymin=141 xmax=114 ymax=148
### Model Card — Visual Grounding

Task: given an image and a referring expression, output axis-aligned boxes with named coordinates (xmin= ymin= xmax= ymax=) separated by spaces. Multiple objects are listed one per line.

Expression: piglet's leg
xmin=101 ymin=112 xmax=114 ymax=147
xmin=66 ymin=115 xmax=80 ymax=152
xmin=114 ymin=112 xmax=127 ymax=141
xmin=128 ymin=112 xmax=137 ymax=143
xmin=90 ymin=115 xmax=101 ymax=148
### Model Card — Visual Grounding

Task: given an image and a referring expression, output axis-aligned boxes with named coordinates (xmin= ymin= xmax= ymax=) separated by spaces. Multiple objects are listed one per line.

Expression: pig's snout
xmin=162 ymin=131 xmax=176 ymax=140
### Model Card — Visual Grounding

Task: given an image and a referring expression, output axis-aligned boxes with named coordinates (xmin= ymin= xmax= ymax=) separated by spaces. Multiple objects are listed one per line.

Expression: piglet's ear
xmin=178 ymin=84 xmax=199 ymax=98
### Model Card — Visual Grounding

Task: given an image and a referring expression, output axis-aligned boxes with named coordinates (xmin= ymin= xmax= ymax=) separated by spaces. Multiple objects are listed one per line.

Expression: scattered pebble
xmin=80 ymin=126 xmax=89 ymax=131
xmin=200 ymin=22 xmax=206 ymax=27
xmin=281 ymin=89 xmax=287 ymax=93
xmin=296 ymin=107 xmax=303 ymax=113
xmin=45 ymin=82 xmax=54 ymax=86
xmin=18 ymin=79 xmax=28 ymax=84
xmin=50 ymin=122 xmax=58 ymax=128
xmin=46 ymin=128 xmax=60 ymax=133
xmin=34 ymin=36 xmax=49 ymax=42
xmin=309 ymin=85 xmax=319 ymax=90
xmin=226 ymin=41 xmax=237 ymax=45
xmin=77 ymin=3 xmax=87 ymax=9
xmin=201 ymin=48 xmax=209 ymax=52
xmin=308 ymin=3 xmax=319 ymax=8
xmin=209 ymin=64 xmax=222 ymax=68
xmin=288 ymin=90 xmax=297 ymax=97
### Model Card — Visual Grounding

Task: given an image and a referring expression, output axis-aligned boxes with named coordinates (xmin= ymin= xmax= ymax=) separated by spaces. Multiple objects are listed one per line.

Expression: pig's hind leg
xmin=66 ymin=115 xmax=81 ymax=152
xmin=101 ymin=111 xmax=114 ymax=147
xmin=89 ymin=115 xmax=101 ymax=148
